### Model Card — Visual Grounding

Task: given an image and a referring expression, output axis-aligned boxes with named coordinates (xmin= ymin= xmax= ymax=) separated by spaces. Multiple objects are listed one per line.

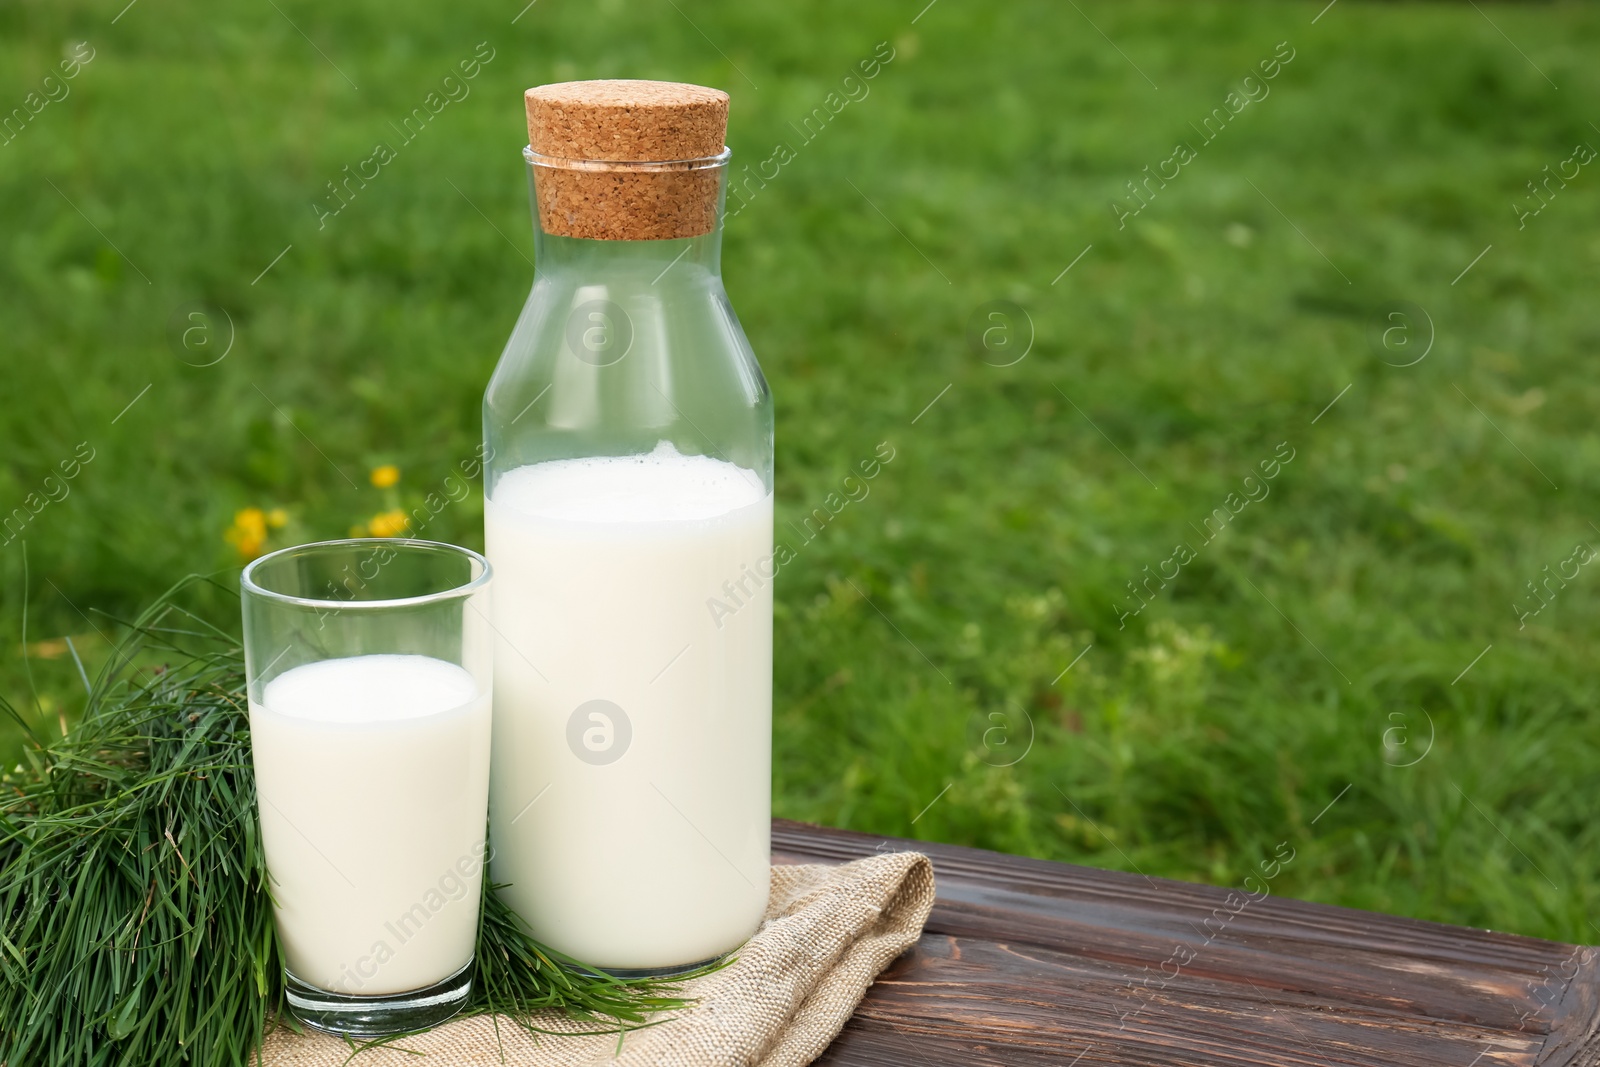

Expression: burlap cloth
xmin=261 ymin=851 xmax=934 ymax=1067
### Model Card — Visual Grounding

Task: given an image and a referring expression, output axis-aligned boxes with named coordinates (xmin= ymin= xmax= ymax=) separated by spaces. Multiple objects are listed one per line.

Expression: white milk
xmin=250 ymin=654 xmax=492 ymax=996
xmin=485 ymin=443 xmax=772 ymax=970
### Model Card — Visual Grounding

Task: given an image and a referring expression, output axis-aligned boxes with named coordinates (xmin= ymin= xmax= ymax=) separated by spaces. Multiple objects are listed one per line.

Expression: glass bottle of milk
xmin=482 ymin=80 xmax=772 ymax=973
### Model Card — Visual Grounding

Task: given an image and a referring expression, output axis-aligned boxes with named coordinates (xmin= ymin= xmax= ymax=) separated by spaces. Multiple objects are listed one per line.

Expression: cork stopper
xmin=524 ymin=80 xmax=730 ymax=241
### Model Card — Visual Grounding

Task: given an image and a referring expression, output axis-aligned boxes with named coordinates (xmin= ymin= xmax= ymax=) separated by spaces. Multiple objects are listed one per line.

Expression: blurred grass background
xmin=3 ymin=0 xmax=1599 ymax=941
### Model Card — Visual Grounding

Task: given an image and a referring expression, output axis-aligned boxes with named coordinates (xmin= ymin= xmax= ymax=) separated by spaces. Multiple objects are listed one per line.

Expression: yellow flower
xmin=265 ymin=507 xmax=289 ymax=529
xmin=370 ymin=465 xmax=400 ymax=489
xmin=366 ymin=508 xmax=410 ymax=538
xmin=225 ymin=507 xmax=268 ymax=561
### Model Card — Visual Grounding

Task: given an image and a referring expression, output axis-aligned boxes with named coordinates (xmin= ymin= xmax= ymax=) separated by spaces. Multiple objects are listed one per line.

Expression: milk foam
xmin=263 ymin=654 xmax=479 ymax=724
xmin=491 ymin=441 xmax=764 ymax=523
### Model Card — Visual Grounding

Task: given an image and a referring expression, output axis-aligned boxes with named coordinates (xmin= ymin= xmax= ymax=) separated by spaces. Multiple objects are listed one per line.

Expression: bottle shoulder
xmin=483 ymin=263 xmax=772 ymax=481
xmin=487 ymin=267 xmax=763 ymax=395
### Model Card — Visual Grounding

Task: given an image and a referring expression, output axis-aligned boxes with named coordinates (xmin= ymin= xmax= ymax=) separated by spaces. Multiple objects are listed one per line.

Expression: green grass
xmin=3 ymin=0 xmax=1599 ymax=944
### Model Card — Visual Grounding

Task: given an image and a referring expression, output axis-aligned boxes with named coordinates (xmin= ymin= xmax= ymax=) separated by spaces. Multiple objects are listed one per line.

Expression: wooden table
xmin=772 ymin=820 xmax=1600 ymax=1067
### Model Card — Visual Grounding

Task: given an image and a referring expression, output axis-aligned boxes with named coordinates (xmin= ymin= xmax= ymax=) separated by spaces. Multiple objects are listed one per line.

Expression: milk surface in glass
xmin=250 ymin=653 xmax=492 ymax=995
xmin=485 ymin=442 xmax=772 ymax=969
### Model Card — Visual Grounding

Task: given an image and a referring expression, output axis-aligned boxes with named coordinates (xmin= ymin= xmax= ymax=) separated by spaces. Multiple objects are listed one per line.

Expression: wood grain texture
xmin=771 ymin=820 xmax=1598 ymax=1067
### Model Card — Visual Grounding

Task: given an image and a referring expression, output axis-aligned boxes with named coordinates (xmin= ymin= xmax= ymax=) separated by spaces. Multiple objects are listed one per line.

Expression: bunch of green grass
xmin=0 ymin=586 xmax=697 ymax=1066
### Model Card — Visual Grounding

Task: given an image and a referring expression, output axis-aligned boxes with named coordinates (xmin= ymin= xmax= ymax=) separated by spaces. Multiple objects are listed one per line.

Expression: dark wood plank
xmin=771 ymin=819 xmax=1596 ymax=1067
xmin=1542 ymin=949 xmax=1600 ymax=1067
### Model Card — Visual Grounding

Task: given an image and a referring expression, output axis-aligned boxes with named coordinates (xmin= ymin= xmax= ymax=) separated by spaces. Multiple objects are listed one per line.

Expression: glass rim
xmin=241 ymin=538 xmax=492 ymax=612
xmin=523 ymin=144 xmax=732 ymax=172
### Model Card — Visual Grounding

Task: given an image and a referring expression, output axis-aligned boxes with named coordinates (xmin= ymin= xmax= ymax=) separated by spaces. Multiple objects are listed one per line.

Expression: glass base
xmin=285 ymin=961 xmax=473 ymax=1038
xmin=585 ymin=953 xmax=723 ymax=979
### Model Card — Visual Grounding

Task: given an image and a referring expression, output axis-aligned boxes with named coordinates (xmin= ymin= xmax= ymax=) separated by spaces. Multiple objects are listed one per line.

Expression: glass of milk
xmin=241 ymin=538 xmax=493 ymax=1036
xmin=482 ymin=82 xmax=773 ymax=973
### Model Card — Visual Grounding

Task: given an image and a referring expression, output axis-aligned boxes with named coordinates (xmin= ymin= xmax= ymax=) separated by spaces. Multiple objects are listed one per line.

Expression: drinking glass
xmin=241 ymin=538 xmax=492 ymax=1036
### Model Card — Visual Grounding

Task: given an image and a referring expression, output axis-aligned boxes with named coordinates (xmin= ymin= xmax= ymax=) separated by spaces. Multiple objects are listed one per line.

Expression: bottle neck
xmin=531 ymin=225 xmax=723 ymax=281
